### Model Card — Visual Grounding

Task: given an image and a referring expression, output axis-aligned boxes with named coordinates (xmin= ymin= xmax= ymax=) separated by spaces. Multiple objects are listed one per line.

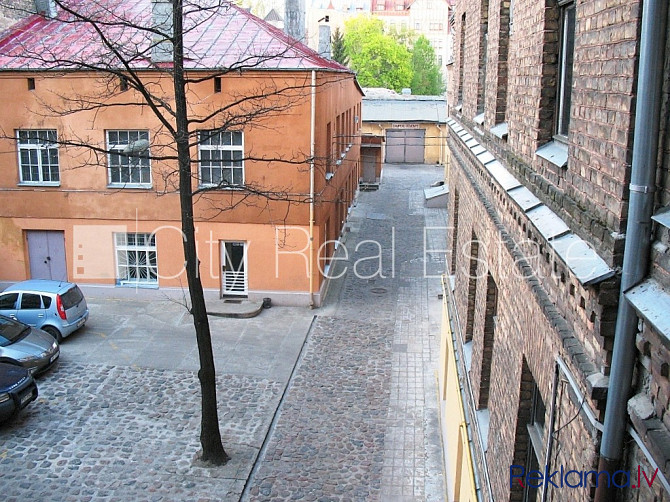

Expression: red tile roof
xmin=0 ymin=0 xmax=350 ymax=73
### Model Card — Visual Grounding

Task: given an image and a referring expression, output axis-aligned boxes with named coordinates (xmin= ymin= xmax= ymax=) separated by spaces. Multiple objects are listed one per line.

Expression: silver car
xmin=0 ymin=280 xmax=89 ymax=342
xmin=0 ymin=315 xmax=59 ymax=374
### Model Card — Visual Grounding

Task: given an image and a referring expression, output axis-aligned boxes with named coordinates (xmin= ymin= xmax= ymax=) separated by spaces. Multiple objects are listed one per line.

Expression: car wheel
xmin=42 ymin=326 xmax=62 ymax=343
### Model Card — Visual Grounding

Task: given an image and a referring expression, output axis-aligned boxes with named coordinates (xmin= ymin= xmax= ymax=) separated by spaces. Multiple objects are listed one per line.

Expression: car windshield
xmin=61 ymin=286 xmax=84 ymax=309
xmin=0 ymin=317 xmax=30 ymax=347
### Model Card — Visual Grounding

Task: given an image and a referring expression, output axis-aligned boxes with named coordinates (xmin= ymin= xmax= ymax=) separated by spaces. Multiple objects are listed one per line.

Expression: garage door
xmin=385 ymin=129 xmax=425 ymax=163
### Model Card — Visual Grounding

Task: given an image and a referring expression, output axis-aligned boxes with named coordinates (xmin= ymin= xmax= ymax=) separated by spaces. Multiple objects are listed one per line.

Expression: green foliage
xmin=331 ymin=27 xmax=348 ymax=66
xmin=387 ymin=24 xmax=416 ymax=47
xmin=343 ymin=16 xmax=412 ymax=92
xmin=410 ymin=35 xmax=445 ymax=95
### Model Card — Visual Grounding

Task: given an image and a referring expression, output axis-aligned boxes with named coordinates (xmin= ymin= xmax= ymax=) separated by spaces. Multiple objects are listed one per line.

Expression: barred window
xmin=107 ymin=130 xmax=151 ymax=187
xmin=198 ymin=130 xmax=244 ymax=187
xmin=114 ymin=233 xmax=157 ymax=285
xmin=17 ymin=129 xmax=60 ymax=184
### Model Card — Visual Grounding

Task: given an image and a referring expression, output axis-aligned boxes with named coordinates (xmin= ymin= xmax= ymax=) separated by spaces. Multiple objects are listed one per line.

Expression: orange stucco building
xmin=0 ymin=1 xmax=363 ymax=306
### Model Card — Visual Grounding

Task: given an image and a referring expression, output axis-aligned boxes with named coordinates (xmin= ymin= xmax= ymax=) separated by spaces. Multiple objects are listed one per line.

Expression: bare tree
xmin=0 ymin=0 xmax=349 ymax=465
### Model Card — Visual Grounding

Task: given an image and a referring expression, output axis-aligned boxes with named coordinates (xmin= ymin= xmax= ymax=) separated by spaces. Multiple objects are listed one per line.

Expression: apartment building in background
xmin=370 ymin=0 xmax=450 ymax=83
xmin=0 ymin=0 xmax=363 ymax=307
xmin=440 ymin=0 xmax=670 ymax=501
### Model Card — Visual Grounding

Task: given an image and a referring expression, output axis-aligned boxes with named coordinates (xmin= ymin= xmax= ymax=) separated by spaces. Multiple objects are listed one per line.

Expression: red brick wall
xmin=447 ymin=0 xmax=670 ymax=499
xmin=449 ymin=132 xmax=602 ymax=500
xmin=450 ymin=0 xmax=642 ymax=268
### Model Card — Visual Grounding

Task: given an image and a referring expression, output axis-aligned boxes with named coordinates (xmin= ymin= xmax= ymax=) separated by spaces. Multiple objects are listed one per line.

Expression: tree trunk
xmin=171 ymin=0 xmax=229 ymax=465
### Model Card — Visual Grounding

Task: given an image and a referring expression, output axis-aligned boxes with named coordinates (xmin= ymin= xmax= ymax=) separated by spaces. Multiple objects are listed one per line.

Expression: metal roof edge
xmin=626 ymin=279 xmax=670 ymax=341
xmin=447 ymin=116 xmax=614 ymax=287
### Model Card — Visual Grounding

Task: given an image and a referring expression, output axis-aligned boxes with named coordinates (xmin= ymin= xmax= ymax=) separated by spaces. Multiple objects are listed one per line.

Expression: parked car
xmin=0 ymin=361 xmax=38 ymax=423
xmin=0 ymin=315 xmax=59 ymax=374
xmin=0 ymin=280 xmax=89 ymax=342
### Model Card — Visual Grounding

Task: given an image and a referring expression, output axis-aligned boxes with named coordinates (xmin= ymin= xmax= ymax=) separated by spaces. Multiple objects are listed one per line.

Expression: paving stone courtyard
xmin=0 ymin=164 xmax=447 ymax=501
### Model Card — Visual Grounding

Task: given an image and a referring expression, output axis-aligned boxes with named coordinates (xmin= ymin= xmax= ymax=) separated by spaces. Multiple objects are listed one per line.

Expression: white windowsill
xmin=490 ymin=122 xmax=508 ymax=140
xmin=197 ymin=184 xmax=244 ymax=190
xmin=107 ymin=183 xmax=153 ymax=190
xmin=18 ymin=182 xmax=60 ymax=187
xmin=536 ymin=140 xmax=568 ymax=168
xmin=117 ymin=282 xmax=159 ymax=289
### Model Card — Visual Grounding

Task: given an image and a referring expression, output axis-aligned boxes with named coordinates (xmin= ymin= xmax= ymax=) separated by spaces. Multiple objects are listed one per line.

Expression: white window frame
xmin=106 ymin=130 xmax=152 ymax=188
xmin=16 ymin=129 xmax=60 ymax=186
xmin=198 ymin=130 xmax=244 ymax=188
xmin=114 ymin=232 xmax=158 ymax=286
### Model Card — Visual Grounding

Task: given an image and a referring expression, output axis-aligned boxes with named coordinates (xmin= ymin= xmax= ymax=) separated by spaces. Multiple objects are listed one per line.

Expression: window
xmin=524 ymin=381 xmax=546 ymax=502
xmin=107 ymin=130 xmax=151 ymax=187
xmin=17 ymin=129 xmax=60 ymax=185
xmin=198 ymin=130 xmax=244 ymax=187
xmin=477 ymin=1 xmax=489 ymax=115
xmin=0 ymin=293 xmax=18 ymax=309
xmin=556 ymin=0 xmax=575 ymax=139
xmin=326 ymin=122 xmax=333 ymax=173
xmin=20 ymin=293 xmax=42 ymax=310
xmin=458 ymin=14 xmax=466 ymax=105
xmin=115 ymin=233 xmax=157 ymax=285
xmin=477 ymin=273 xmax=498 ymax=407
xmin=27 ymin=78 xmax=35 ymax=90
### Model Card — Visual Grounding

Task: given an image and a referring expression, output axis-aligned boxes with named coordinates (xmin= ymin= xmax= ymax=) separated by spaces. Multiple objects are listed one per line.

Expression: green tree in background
xmin=331 ymin=27 xmax=349 ymax=66
xmin=343 ymin=16 xmax=412 ymax=92
xmin=411 ymin=35 xmax=445 ymax=95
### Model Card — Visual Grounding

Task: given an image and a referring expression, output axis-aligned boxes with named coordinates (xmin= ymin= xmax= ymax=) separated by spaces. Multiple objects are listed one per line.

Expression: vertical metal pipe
xmin=309 ymin=70 xmax=316 ymax=307
xmin=596 ymin=0 xmax=668 ymax=498
xmin=541 ymin=363 xmax=560 ymax=502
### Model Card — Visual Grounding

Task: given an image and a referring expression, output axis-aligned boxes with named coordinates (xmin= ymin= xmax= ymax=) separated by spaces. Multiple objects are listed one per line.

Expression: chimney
xmin=34 ymin=0 xmax=57 ymax=18
xmin=151 ymin=0 xmax=173 ymax=63
xmin=318 ymin=25 xmax=331 ymax=59
xmin=284 ymin=0 xmax=305 ymax=42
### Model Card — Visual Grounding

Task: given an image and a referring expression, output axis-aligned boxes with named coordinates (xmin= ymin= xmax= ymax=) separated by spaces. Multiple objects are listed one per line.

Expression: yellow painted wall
xmin=440 ymin=278 xmax=478 ymax=502
xmin=361 ymin=121 xmax=446 ymax=164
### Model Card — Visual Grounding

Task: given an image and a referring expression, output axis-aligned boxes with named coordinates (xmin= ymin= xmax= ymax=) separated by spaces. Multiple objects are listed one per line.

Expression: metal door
xmin=27 ymin=230 xmax=67 ymax=280
xmin=220 ymin=241 xmax=247 ymax=296
xmin=385 ymin=129 xmax=426 ymax=163
xmin=361 ymin=148 xmax=376 ymax=182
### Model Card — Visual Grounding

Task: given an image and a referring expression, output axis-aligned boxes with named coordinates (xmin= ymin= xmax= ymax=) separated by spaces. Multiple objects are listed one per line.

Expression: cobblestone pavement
xmin=0 ymin=163 xmax=447 ymax=501
xmin=0 ymin=305 xmax=314 ymax=501
xmin=244 ymin=164 xmax=447 ymax=501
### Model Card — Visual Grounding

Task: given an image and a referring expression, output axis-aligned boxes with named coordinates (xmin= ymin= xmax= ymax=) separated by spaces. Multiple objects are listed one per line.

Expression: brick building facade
xmin=439 ymin=0 xmax=670 ymax=500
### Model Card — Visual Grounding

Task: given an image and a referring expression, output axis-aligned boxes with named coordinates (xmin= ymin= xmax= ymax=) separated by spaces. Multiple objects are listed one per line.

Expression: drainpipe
xmin=541 ymin=363 xmax=559 ymax=502
xmin=595 ymin=1 xmax=668 ymax=499
xmin=308 ymin=70 xmax=316 ymax=308
xmin=436 ymin=124 xmax=444 ymax=165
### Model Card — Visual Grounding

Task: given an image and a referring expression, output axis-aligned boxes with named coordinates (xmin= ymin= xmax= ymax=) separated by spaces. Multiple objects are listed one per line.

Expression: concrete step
xmin=207 ymin=299 xmax=264 ymax=319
